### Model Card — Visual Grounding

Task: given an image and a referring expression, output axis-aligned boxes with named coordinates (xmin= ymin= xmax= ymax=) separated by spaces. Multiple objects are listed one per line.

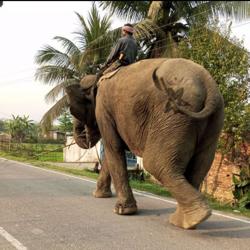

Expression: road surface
xmin=0 ymin=158 xmax=250 ymax=250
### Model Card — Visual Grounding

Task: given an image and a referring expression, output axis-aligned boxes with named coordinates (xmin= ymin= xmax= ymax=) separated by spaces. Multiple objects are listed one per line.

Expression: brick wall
xmin=201 ymin=153 xmax=240 ymax=203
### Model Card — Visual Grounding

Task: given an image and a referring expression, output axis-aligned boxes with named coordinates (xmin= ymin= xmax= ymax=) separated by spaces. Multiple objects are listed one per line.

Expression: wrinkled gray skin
xmin=66 ymin=58 xmax=224 ymax=229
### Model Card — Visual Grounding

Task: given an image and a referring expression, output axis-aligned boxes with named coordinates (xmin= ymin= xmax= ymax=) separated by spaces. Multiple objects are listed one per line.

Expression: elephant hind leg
xmin=185 ymin=142 xmax=218 ymax=190
xmin=169 ymin=131 xmax=220 ymax=229
xmin=160 ymin=169 xmax=211 ymax=229
xmin=171 ymin=137 xmax=219 ymax=228
xmin=143 ymin=145 xmax=211 ymax=229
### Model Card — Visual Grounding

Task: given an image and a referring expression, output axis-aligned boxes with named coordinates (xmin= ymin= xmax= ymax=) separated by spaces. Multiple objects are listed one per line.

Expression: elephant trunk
xmin=73 ymin=118 xmax=101 ymax=149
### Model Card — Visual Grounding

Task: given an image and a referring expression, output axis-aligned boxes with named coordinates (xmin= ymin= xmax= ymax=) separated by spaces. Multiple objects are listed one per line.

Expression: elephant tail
xmin=152 ymin=68 xmax=223 ymax=120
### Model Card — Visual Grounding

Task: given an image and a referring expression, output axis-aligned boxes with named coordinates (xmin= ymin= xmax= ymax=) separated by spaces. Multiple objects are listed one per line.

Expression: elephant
xmin=65 ymin=58 xmax=224 ymax=229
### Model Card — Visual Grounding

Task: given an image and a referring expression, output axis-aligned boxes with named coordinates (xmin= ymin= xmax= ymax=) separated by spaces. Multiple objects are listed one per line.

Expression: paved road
xmin=0 ymin=158 xmax=250 ymax=250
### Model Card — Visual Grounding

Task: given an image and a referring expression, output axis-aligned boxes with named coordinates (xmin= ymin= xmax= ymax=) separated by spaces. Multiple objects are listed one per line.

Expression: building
xmin=43 ymin=130 xmax=65 ymax=141
xmin=63 ymin=136 xmax=141 ymax=169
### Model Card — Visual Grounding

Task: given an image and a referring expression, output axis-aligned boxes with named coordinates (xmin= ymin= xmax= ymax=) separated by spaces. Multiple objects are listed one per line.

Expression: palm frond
xmin=44 ymin=79 xmax=78 ymax=104
xmin=211 ymin=1 xmax=250 ymax=22
xmin=74 ymin=11 xmax=92 ymax=50
xmin=53 ymin=36 xmax=81 ymax=57
xmin=74 ymin=4 xmax=112 ymax=51
xmin=40 ymin=95 xmax=68 ymax=133
xmin=178 ymin=1 xmax=250 ymax=24
xmin=98 ymin=1 xmax=150 ymax=22
xmin=35 ymin=45 xmax=70 ymax=67
xmin=35 ymin=65 xmax=76 ymax=84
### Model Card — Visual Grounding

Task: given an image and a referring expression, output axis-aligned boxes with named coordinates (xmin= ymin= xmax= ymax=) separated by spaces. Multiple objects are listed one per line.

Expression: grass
xmin=37 ymin=152 xmax=63 ymax=162
xmin=0 ymin=151 xmax=250 ymax=219
xmin=130 ymin=180 xmax=171 ymax=197
xmin=0 ymin=143 xmax=63 ymax=162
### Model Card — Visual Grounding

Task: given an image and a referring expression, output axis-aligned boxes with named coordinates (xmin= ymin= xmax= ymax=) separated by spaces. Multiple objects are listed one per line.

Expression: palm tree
xmin=5 ymin=115 xmax=35 ymax=143
xmin=35 ymin=4 xmax=112 ymax=132
xmin=96 ymin=1 xmax=250 ymax=58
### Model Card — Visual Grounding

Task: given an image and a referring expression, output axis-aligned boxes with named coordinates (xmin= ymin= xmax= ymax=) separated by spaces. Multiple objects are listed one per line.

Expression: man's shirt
xmin=106 ymin=35 xmax=138 ymax=65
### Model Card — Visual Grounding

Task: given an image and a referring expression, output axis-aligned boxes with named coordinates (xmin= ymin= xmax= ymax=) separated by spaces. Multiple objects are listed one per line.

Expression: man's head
xmin=122 ymin=23 xmax=134 ymax=36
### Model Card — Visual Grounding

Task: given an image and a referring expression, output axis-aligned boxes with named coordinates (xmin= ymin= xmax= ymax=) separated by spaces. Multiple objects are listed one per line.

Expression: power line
xmin=69 ymin=20 xmax=250 ymax=57
xmin=1 ymin=10 xmax=249 ymax=84
xmin=82 ymin=2 xmax=250 ymax=51
xmin=1 ymin=19 xmax=248 ymax=85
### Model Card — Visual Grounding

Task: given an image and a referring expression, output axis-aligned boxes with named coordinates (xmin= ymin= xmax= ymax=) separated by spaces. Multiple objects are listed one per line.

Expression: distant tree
xmin=57 ymin=109 xmax=73 ymax=134
xmin=5 ymin=115 xmax=36 ymax=143
xmin=0 ymin=120 xmax=6 ymax=132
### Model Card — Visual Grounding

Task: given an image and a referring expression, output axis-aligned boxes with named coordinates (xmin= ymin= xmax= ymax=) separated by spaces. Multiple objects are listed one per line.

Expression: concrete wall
xmin=63 ymin=136 xmax=142 ymax=168
xmin=63 ymin=136 xmax=101 ymax=163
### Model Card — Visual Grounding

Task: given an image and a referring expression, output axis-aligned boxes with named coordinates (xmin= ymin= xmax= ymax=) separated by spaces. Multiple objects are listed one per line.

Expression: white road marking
xmin=0 ymin=227 xmax=27 ymax=250
xmin=0 ymin=158 xmax=96 ymax=184
xmin=2 ymin=158 xmax=250 ymax=225
xmin=211 ymin=211 xmax=250 ymax=224
xmin=133 ymin=190 xmax=177 ymax=205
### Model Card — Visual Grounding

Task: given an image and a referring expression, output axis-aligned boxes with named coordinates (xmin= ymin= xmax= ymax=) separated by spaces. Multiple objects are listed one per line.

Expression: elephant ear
xmin=80 ymin=75 xmax=97 ymax=90
xmin=65 ymin=84 xmax=91 ymax=105
xmin=65 ymin=84 xmax=79 ymax=95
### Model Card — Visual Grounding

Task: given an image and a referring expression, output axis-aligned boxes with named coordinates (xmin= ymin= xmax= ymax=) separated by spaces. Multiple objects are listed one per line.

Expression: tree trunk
xmin=147 ymin=1 xmax=163 ymax=22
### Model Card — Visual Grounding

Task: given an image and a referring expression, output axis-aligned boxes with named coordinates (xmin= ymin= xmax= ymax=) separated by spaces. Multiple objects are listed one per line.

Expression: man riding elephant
xmin=97 ymin=23 xmax=138 ymax=79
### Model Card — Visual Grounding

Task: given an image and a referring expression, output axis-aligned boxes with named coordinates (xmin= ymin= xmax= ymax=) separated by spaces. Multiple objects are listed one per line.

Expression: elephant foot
xmin=93 ymin=189 xmax=112 ymax=198
xmin=169 ymin=204 xmax=211 ymax=229
xmin=113 ymin=202 xmax=137 ymax=215
xmin=169 ymin=205 xmax=185 ymax=228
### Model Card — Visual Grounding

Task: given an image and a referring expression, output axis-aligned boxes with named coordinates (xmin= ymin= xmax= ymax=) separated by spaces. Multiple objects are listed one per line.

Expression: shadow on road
xmin=202 ymin=226 xmax=250 ymax=238
xmin=136 ymin=208 xmax=250 ymax=239
xmin=136 ymin=207 xmax=175 ymax=217
xmin=198 ymin=220 xmax=248 ymax=230
xmin=197 ymin=220 xmax=250 ymax=239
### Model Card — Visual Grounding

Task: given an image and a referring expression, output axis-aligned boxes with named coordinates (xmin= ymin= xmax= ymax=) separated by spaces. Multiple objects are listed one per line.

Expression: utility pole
xmin=0 ymin=1 xmax=3 ymax=7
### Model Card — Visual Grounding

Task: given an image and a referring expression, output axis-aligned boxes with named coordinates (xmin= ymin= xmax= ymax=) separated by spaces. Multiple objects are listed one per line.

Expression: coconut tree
xmin=95 ymin=1 xmax=250 ymax=58
xmin=35 ymin=4 xmax=112 ymax=132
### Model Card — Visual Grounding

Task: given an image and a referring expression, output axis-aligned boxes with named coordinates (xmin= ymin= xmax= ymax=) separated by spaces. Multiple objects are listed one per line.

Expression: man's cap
xmin=122 ymin=25 xmax=134 ymax=34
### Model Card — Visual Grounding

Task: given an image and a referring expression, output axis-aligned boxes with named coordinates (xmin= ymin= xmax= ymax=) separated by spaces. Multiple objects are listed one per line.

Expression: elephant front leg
xmin=93 ymin=156 xmax=112 ymax=198
xmin=104 ymin=146 xmax=137 ymax=215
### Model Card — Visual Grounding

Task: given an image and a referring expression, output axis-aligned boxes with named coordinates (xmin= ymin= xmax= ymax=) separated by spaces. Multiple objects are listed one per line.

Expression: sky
xmin=0 ymin=1 xmax=249 ymax=123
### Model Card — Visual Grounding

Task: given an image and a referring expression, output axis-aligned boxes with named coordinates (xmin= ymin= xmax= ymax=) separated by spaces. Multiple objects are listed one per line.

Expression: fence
xmin=0 ymin=140 xmax=64 ymax=162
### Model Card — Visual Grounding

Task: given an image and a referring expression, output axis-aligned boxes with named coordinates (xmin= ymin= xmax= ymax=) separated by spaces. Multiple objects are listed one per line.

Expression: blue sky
xmin=0 ymin=1 xmax=249 ymax=122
